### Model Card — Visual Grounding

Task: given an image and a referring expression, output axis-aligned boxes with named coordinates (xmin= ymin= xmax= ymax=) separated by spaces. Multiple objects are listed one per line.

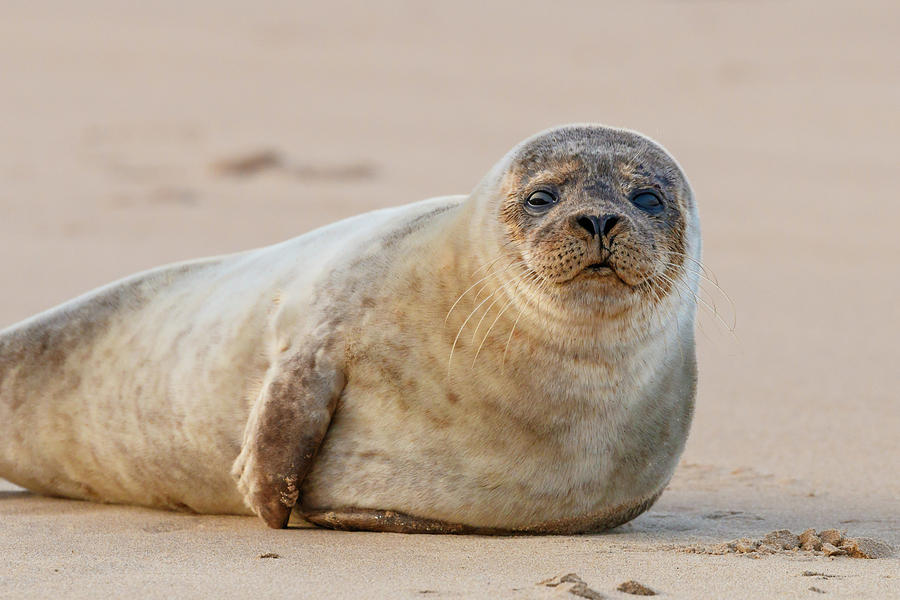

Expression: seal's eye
xmin=525 ymin=190 xmax=557 ymax=214
xmin=630 ymin=191 xmax=664 ymax=215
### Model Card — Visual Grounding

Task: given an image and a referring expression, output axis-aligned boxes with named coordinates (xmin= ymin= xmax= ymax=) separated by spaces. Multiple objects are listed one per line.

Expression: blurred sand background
xmin=1 ymin=1 xmax=898 ymax=598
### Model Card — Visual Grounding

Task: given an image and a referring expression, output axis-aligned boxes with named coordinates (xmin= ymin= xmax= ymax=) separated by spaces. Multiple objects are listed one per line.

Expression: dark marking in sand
xmin=212 ymin=150 xmax=282 ymax=176
xmin=211 ymin=149 xmax=377 ymax=181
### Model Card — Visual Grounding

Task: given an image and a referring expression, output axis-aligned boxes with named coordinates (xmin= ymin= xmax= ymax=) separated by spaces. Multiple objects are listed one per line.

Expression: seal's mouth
xmin=585 ymin=261 xmax=614 ymax=275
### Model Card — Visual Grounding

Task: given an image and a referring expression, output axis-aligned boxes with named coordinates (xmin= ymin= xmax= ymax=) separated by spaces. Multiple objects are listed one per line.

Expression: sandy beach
xmin=1 ymin=1 xmax=898 ymax=598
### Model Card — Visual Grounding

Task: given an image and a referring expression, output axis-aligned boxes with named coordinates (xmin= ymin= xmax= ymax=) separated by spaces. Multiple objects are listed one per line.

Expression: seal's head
xmin=472 ymin=125 xmax=700 ymax=337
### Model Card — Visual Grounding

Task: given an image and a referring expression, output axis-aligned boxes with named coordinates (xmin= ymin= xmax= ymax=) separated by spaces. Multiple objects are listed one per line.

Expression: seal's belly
xmin=300 ymin=380 xmax=670 ymax=531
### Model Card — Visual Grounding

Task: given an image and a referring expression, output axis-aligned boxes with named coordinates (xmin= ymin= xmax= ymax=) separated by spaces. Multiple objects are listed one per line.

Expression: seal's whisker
xmin=472 ymin=259 xmax=527 ymax=303
xmin=470 ymin=263 xmax=528 ymax=344
xmin=658 ymin=257 xmax=736 ymax=331
xmin=646 ymin=274 xmax=697 ymax=364
xmin=653 ymin=270 xmax=725 ymax=345
xmin=654 ymin=270 xmax=735 ymax=333
xmin=502 ymin=307 xmax=524 ymax=368
xmin=643 ymin=278 xmax=676 ymax=357
xmin=471 ymin=266 xmax=532 ymax=368
xmin=448 ymin=291 xmax=498 ymax=374
xmin=661 ymin=250 xmax=735 ymax=311
xmin=666 ymin=267 xmax=736 ymax=330
xmin=644 ymin=275 xmax=672 ymax=330
xmin=444 ymin=271 xmax=500 ymax=325
xmin=444 ymin=258 xmax=519 ymax=325
xmin=653 ymin=270 xmax=701 ymax=306
xmin=472 ymin=298 xmax=514 ymax=367
xmin=661 ymin=252 xmax=730 ymax=299
xmin=448 ymin=260 xmax=527 ymax=373
xmin=470 ymin=292 xmax=504 ymax=343
xmin=497 ymin=266 xmax=551 ymax=368
xmin=659 ymin=261 xmax=719 ymax=302
xmin=664 ymin=249 xmax=719 ymax=282
xmin=469 ymin=240 xmax=517 ymax=279
xmin=673 ymin=266 xmax=725 ymax=295
xmin=469 ymin=254 xmax=504 ymax=279
xmin=650 ymin=275 xmax=692 ymax=362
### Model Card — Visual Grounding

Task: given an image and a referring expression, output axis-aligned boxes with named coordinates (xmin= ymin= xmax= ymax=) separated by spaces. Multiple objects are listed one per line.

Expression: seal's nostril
xmin=601 ymin=215 xmax=619 ymax=237
xmin=576 ymin=214 xmax=620 ymax=238
xmin=576 ymin=215 xmax=601 ymax=236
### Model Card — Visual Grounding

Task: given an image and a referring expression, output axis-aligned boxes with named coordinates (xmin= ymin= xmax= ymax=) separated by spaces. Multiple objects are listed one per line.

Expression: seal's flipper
xmin=232 ymin=348 xmax=345 ymax=528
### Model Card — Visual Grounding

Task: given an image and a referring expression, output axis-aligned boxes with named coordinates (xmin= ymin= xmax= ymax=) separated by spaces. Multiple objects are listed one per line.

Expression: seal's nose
xmin=575 ymin=214 xmax=619 ymax=237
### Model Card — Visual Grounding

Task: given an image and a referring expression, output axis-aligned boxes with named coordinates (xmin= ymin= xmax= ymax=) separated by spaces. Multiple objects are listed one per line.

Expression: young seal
xmin=0 ymin=125 xmax=700 ymax=532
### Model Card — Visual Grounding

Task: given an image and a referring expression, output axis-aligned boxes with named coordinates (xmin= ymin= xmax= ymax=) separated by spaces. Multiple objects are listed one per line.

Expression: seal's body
xmin=0 ymin=125 xmax=699 ymax=532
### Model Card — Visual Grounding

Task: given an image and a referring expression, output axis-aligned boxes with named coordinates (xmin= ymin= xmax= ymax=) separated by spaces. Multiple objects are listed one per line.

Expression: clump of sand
xmin=537 ymin=573 xmax=605 ymax=599
xmin=683 ymin=528 xmax=894 ymax=559
xmin=538 ymin=574 xmax=661 ymax=598
xmin=617 ymin=580 xmax=657 ymax=595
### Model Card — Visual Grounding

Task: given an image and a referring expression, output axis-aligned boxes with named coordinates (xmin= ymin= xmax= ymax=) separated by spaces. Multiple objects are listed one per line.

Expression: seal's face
xmin=497 ymin=126 xmax=694 ymax=312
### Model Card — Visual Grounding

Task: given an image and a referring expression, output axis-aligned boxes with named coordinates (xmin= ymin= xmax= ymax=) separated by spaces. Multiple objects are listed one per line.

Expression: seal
xmin=0 ymin=124 xmax=700 ymax=532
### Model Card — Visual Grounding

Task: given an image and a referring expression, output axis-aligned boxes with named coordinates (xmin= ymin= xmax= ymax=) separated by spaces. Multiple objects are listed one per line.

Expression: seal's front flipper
xmin=232 ymin=347 xmax=345 ymax=528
